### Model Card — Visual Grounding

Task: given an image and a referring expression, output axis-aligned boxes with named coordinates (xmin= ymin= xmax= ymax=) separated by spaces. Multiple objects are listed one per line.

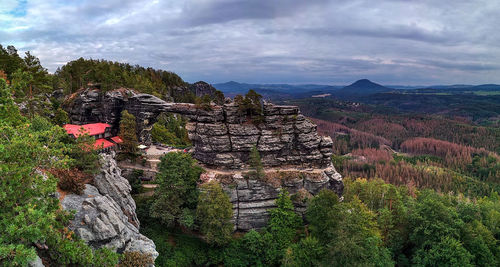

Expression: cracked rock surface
xmin=67 ymin=89 xmax=335 ymax=169
xmin=219 ymin=164 xmax=343 ymax=231
xmin=60 ymin=154 xmax=158 ymax=261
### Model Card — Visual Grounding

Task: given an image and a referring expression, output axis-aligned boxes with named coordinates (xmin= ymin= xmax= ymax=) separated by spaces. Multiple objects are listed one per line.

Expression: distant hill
xmin=213 ymin=81 xmax=341 ymax=99
xmin=336 ymin=79 xmax=392 ymax=96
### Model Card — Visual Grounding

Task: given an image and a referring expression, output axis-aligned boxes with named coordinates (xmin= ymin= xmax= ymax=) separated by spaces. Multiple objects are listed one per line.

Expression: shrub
xmin=120 ymin=251 xmax=154 ymax=267
xmin=49 ymin=168 xmax=87 ymax=195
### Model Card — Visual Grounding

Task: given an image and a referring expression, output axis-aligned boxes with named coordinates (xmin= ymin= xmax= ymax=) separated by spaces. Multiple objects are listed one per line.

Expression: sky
xmin=1 ymin=0 xmax=500 ymax=85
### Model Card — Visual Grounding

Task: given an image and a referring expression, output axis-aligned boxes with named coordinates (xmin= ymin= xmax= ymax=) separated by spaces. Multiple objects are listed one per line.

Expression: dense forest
xmin=290 ymin=96 xmax=500 ymax=199
xmin=0 ymin=44 xmax=225 ymax=106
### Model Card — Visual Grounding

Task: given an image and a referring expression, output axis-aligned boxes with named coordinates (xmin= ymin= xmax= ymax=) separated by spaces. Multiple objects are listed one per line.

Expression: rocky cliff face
xmin=66 ymin=89 xmax=334 ymax=169
xmin=60 ymin=153 xmax=158 ymax=260
xmin=209 ymin=165 xmax=342 ymax=231
xmin=66 ymin=89 xmax=343 ymax=232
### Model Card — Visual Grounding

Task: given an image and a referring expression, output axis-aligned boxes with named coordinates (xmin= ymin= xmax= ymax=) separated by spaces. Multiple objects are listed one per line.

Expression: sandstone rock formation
xmin=212 ymin=165 xmax=343 ymax=230
xmin=66 ymin=88 xmax=343 ymax=232
xmin=60 ymin=153 xmax=158 ymax=260
xmin=94 ymin=153 xmax=140 ymax=228
xmin=66 ymin=89 xmax=334 ymax=169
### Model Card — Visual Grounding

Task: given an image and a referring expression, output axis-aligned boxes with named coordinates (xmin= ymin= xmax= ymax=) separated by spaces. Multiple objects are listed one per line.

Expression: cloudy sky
xmin=1 ymin=0 xmax=500 ymax=85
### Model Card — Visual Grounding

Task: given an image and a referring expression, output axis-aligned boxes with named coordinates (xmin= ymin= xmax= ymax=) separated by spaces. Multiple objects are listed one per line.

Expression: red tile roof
xmin=94 ymin=138 xmax=115 ymax=150
xmin=111 ymin=136 xmax=123 ymax=144
xmin=64 ymin=123 xmax=111 ymax=137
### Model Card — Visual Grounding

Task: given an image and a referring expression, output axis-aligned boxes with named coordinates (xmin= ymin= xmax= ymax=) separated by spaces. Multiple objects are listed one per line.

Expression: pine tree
xmin=119 ymin=110 xmax=139 ymax=157
xmin=249 ymin=145 xmax=264 ymax=179
xmin=196 ymin=181 xmax=234 ymax=246
xmin=150 ymin=152 xmax=203 ymax=227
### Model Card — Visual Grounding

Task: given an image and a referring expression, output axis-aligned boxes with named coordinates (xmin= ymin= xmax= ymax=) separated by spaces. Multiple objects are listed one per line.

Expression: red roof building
xmin=63 ymin=123 xmax=123 ymax=152
xmin=64 ymin=123 xmax=112 ymax=138
xmin=111 ymin=136 xmax=123 ymax=144
xmin=94 ymin=138 xmax=115 ymax=150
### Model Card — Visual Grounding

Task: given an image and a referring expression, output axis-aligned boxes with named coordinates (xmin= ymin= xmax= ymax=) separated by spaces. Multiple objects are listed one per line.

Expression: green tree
xmin=53 ymin=107 xmax=69 ymax=126
xmin=0 ymin=45 xmax=24 ymax=80
xmin=196 ymin=181 xmax=234 ymax=246
xmin=264 ymin=191 xmax=303 ymax=265
xmin=412 ymin=236 xmax=473 ymax=267
xmin=249 ymin=145 xmax=264 ymax=179
xmin=150 ymin=152 xmax=204 ymax=227
xmin=151 ymin=113 xmax=190 ymax=147
xmin=223 ymin=230 xmax=265 ymax=266
xmin=119 ymin=110 xmax=139 ymax=157
xmin=234 ymin=90 xmax=263 ymax=123
xmin=0 ymin=78 xmax=24 ymax=126
xmin=282 ymin=236 xmax=324 ymax=267
xmin=0 ymin=83 xmax=117 ymax=266
xmin=69 ymin=131 xmax=100 ymax=175
xmin=307 ymin=190 xmax=394 ymax=267
xmin=409 ymin=190 xmax=462 ymax=250
xmin=306 ymin=189 xmax=341 ymax=244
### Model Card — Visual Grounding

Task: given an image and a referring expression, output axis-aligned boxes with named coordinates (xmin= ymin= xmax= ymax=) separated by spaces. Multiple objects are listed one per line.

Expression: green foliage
xmin=307 ymin=189 xmax=394 ymax=267
xmin=0 ymin=84 xmax=118 ymax=266
xmin=119 ymin=110 xmax=139 ymax=157
xmin=248 ymin=145 xmax=264 ymax=179
xmin=139 ymin=222 xmax=222 ymax=267
xmin=127 ymin=169 xmax=143 ymax=194
xmin=0 ymin=45 xmax=24 ymax=80
xmin=150 ymin=152 xmax=203 ymax=227
xmin=195 ymin=94 xmax=213 ymax=110
xmin=0 ymin=78 xmax=24 ymax=126
xmin=339 ymin=178 xmax=500 ymax=267
xmin=282 ymin=236 xmax=324 ymax=267
xmin=196 ymin=181 xmax=234 ymax=246
xmin=223 ymin=230 xmax=266 ymax=267
xmin=69 ymin=131 xmax=101 ymax=175
xmin=151 ymin=112 xmax=191 ymax=147
xmin=234 ymin=90 xmax=264 ymax=123
xmin=53 ymin=107 xmax=69 ymax=126
xmin=306 ymin=189 xmax=341 ymax=243
xmin=412 ymin=236 xmax=473 ymax=267
xmin=409 ymin=190 xmax=462 ymax=248
xmin=54 ymin=57 xmax=185 ymax=96
xmin=264 ymin=191 xmax=303 ymax=265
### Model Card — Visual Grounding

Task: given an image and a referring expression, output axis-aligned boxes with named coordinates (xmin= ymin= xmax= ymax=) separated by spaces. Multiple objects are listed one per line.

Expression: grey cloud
xmin=2 ymin=0 xmax=500 ymax=85
xmin=298 ymin=25 xmax=452 ymax=44
xmin=183 ymin=0 xmax=329 ymax=26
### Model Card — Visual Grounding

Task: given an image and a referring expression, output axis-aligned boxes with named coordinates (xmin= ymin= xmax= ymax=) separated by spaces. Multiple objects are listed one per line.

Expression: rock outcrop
xmin=60 ymin=153 xmax=158 ymax=260
xmin=66 ymin=89 xmax=334 ymax=169
xmin=66 ymin=89 xmax=343 ymax=232
xmin=94 ymin=153 xmax=140 ymax=228
xmin=214 ymin=165 xmax=343 ymax=231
